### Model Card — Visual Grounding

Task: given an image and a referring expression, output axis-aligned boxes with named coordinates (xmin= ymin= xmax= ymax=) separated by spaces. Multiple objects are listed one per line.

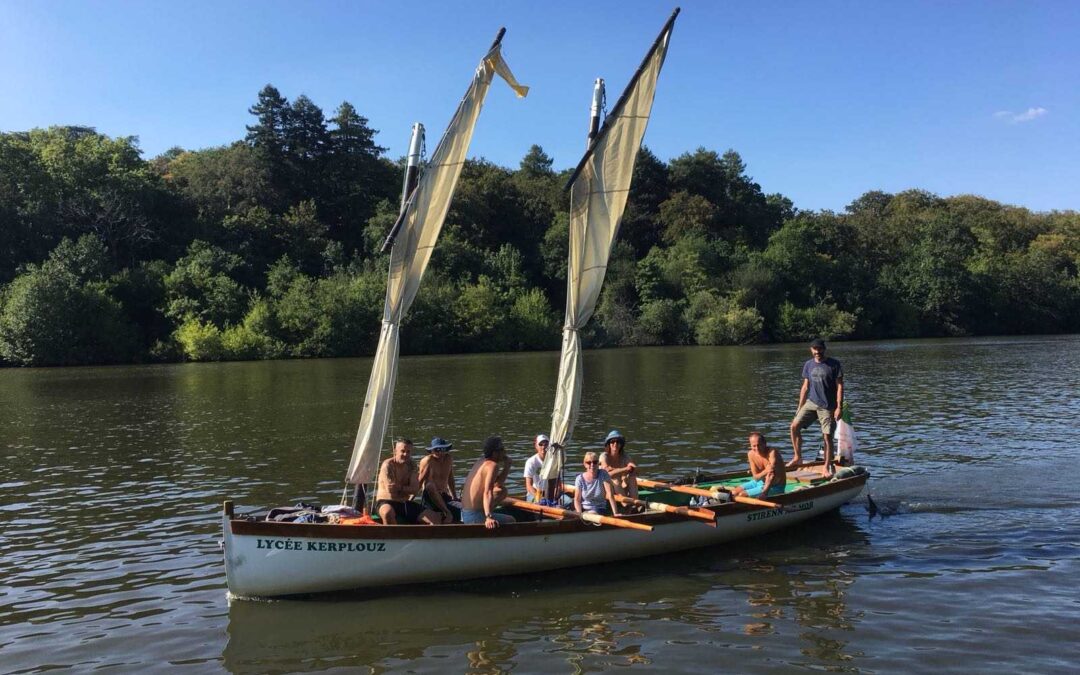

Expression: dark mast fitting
xmin=588 ymin=78 xmax=605 ymax=148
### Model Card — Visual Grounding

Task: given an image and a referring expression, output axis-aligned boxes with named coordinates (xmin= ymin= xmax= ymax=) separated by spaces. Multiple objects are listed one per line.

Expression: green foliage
xmin=508 ymin=288 xmax=558 ymax=350
xmin=775 ymin=300 xmax=857 ymax=343
xmin=637 ymin=298 xmax=687 ymax=345
xmin=454 ymin=276 xmax=508 ymax=351
xmin=269 ymin=269 xmax=383 ymax=357
xmin=175 ymin=317 xmax=225 ymax=361
xmin=2 ymin=99 xmax=1077 ymax=366
xmin=0 ymin=235 xmax=138 ymax=365
xmin=164 ymin=240 xmax=248 ymax=327
xmin=686 ymin=291 xmax=763 ymax=345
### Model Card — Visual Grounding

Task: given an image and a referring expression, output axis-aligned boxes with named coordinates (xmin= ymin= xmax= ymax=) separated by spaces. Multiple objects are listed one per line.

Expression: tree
xmin=326 ymin=101 xmax=391 ymax=249
xmin=164 ymin=240 xmax=248 ymax=327
xmin=518 ymin=144 xmax=554 ymax=177
xmin=0 ymin=235 xmax=137 ymax=365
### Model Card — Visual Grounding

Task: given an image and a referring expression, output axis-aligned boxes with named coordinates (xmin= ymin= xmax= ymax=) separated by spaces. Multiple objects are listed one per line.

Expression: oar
xmin=562 ymin=485 xmax=715 ymax=524
xmin=503 ymin=496 xmax=653 ymax=532
xmin=636 ymin=478 xmax=783 ymax=509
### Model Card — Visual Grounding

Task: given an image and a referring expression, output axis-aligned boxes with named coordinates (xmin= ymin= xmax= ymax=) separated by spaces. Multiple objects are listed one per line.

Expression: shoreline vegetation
xmin=1 ymin=86 xmax=1077 ymax=367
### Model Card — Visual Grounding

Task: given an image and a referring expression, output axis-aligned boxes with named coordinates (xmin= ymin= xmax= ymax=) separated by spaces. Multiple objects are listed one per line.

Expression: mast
xmin=540 ymin=8 xmax=678 ymax=485
xmin=400 ymin=123 xmax=425 ymax=211
xmin=587 ymin=78 xmax=605 ymax=148
xmin=541 ymin=77 xmax=607 ymax=504
xmin=351 ymin=123 xmax=426 ymax=510
xmin=345 ymin=30 xmax=528 ymax=492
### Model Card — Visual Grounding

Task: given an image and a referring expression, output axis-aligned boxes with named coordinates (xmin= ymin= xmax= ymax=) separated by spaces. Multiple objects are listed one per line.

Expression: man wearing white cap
xmin=523 ymin=434 xmax=551 ymax=503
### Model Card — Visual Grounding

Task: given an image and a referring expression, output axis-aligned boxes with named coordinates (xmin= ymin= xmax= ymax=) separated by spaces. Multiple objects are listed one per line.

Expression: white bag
xmin=835 ymin=419 xmax=857 ymax=464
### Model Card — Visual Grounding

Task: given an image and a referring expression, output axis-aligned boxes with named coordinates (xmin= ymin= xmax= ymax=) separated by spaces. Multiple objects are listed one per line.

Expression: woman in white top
xmin=573 ymin=452 xmax=619 ymax=516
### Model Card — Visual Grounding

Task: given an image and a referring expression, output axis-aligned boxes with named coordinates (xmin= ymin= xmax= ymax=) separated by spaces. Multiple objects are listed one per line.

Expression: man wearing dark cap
xmin=419 ymin=437 xmax=459 ymax=524
xmin=789 ymin=338 xmax=844 ymax=477
xmin=461 ymin=436 xmax=516 ymax=528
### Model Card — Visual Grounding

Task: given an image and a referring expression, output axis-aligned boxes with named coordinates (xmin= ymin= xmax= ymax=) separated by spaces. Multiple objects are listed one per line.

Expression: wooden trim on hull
xmin=229 ymin=469 xmax=864 ymax=540
xmin=223 ymin=471 xmax=867 ymax=598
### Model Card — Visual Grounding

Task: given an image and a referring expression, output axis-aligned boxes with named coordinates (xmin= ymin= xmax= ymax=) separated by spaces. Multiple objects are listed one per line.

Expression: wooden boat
xmin=221 ymin=10 xmax=870 ymax=600
xmin=222 ymin=464 xmax=868 ymax=598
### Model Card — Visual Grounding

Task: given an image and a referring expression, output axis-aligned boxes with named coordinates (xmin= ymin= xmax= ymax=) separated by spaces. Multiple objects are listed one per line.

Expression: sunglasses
xmin=538 ymin=441 xmax=549 ymax=447
xmin=585 ymin=460 xmax=598 ymax=465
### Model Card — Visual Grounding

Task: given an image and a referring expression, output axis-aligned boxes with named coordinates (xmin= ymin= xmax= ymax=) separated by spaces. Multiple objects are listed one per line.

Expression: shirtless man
xmin=374 ymin=438 xmax=440 ymax=525
xmin=418 ymin=436 xmax=459 ymax=524
xmin=461 ymin=436 xmax=516 ymax=529
xmin=731 ymin=432 xmax=787 ymax=499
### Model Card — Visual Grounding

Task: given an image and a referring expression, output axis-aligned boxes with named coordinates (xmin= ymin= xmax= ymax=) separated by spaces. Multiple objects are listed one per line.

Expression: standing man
xmin=789 ymin=338 xmax=844 ymax=477
xmin=461 ymin=436 xmax=516 ymax=529
xmin=523 ymin=434 xmax=551 ymax=502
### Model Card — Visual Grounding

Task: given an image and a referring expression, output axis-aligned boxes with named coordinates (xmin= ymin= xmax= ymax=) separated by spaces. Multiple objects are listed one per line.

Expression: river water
xmin=2 ymin=336 xmax=1078 ymax=673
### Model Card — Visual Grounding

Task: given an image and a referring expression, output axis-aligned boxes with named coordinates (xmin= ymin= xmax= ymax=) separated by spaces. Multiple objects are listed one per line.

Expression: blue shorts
xmin=739 ymin=479 xmax=786 ymax=498
xmin=461 ymin=509 xmax=515 ymax=525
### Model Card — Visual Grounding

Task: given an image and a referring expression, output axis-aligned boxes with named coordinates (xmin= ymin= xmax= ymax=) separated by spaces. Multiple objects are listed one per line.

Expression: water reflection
xmin=3 ymin=336 xmax=1078 ymax=672
xmin=222 ymin=511 xmax=869 ymax=672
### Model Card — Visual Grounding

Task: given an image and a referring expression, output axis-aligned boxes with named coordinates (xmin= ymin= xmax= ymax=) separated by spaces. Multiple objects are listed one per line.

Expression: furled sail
xmin=346 ymin=39 xmax=527 ymax=485
xmin=542 ymin=10 xmax=677 ymax=481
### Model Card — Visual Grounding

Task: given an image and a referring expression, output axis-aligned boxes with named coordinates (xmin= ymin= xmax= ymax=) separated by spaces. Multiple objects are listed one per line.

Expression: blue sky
xmin=2 ymin=0 xmax=1077 ymax=212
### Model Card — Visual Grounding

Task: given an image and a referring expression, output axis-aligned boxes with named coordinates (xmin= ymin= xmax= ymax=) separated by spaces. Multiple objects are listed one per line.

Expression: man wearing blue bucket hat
xmin=419 ymin=437 xmax=459 ymax=523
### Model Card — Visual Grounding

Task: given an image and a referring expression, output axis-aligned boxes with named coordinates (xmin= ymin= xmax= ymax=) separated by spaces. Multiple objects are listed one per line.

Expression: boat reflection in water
xmin=223 ymin=510 xmax=870 ymax=672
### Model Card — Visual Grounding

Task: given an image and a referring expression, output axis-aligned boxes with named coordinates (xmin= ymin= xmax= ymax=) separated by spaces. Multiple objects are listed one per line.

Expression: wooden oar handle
xmin=503 ymin=496 xmax=653 ymax=531
xmin=564 ymin=485 xmax=715 ymax=523
xmin=637 ymin=478 xmax=783 ymax=509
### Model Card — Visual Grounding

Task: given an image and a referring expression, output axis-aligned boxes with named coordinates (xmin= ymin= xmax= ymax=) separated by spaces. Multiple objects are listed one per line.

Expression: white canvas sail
xmin=346 ymin=42 xmax=527 ymax=485
xmin=542 ymin=12 xmax=677 ymax=481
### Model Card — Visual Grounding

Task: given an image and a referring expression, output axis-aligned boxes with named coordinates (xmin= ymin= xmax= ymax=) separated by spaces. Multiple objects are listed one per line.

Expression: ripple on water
xmin=1 ymin=337 xmax=1078 ymax=673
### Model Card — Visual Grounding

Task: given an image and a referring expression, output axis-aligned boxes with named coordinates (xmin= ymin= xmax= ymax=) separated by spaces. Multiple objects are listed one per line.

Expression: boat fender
xmin=831 ymin=466 xmax=866 ymax=480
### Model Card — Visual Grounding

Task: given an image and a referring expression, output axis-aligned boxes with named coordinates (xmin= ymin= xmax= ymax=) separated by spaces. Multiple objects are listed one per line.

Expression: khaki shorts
xmin=793 ymin=400 xmax=836 ymax=436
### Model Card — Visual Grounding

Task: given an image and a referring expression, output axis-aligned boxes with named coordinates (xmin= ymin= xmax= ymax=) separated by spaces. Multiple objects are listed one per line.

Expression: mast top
xmin=563 ymin=7 xmax=680 ymax=191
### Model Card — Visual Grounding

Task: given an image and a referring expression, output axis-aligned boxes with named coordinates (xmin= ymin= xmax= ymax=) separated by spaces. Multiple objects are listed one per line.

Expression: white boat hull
xmin=223 ymin=471 xmax=867 ymax=598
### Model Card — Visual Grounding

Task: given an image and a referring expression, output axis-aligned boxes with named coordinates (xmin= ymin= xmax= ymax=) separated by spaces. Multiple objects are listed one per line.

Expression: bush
xmin=0 ymin=236 xmax=138 ymax=365
xmin=686 ymin=291 xmax=763 ymax=345
xmin=174 ymin=317 xmax=225 ymax=361
xmin=453 ymin=276 xmax=509 ymax=351
xmin=508 ymin=288 xmax=557 ymax=350
xmin=774 ymin=300 xmax=857 ymax=342
xmin=636 ymin=298 xmax=687 ymax=345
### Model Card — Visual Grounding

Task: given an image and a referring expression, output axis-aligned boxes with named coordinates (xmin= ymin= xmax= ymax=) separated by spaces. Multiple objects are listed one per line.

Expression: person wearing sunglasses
xmin=599 ymin=429 xmax=639 ymax=509
xmin=419 ymin=437 xmax=460 ymax=524
xmin=573 ymin=452 xmax=619 ymax=516
xmin=523 ymin=433 xmax=552 ymax=503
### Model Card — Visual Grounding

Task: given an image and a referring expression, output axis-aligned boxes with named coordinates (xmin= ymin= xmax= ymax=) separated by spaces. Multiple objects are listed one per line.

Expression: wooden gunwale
xmin=228 ymin=469 xmax=865 ymax=540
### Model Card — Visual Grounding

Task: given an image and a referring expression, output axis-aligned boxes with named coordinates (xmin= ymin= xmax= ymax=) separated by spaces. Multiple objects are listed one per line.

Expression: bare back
xmin=461 ymin=458 xmax=496 ymax=511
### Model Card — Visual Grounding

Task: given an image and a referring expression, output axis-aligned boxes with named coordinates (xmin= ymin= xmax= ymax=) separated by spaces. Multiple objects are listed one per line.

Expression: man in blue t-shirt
xmin=789 ymin=338 xmax=844 ymax=477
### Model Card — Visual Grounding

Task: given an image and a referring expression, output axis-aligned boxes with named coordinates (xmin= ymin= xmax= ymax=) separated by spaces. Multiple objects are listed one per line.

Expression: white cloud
xmin=994 ymin=107 xmax=1048 ymax=123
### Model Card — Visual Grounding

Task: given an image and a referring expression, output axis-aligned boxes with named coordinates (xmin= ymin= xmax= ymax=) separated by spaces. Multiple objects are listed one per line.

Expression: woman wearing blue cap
xmin=600 ymin=430 xmax=638 ymax=510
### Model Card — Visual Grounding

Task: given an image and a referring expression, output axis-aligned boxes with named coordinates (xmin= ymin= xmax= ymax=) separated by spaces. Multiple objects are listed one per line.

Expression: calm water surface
xmin=2 ymin=336 xmax=1078 ymax=673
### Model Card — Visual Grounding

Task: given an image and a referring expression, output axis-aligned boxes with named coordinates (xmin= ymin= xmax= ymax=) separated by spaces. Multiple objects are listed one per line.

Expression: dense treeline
xmin=1 ymin=86 xmax=1077 ymax=366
